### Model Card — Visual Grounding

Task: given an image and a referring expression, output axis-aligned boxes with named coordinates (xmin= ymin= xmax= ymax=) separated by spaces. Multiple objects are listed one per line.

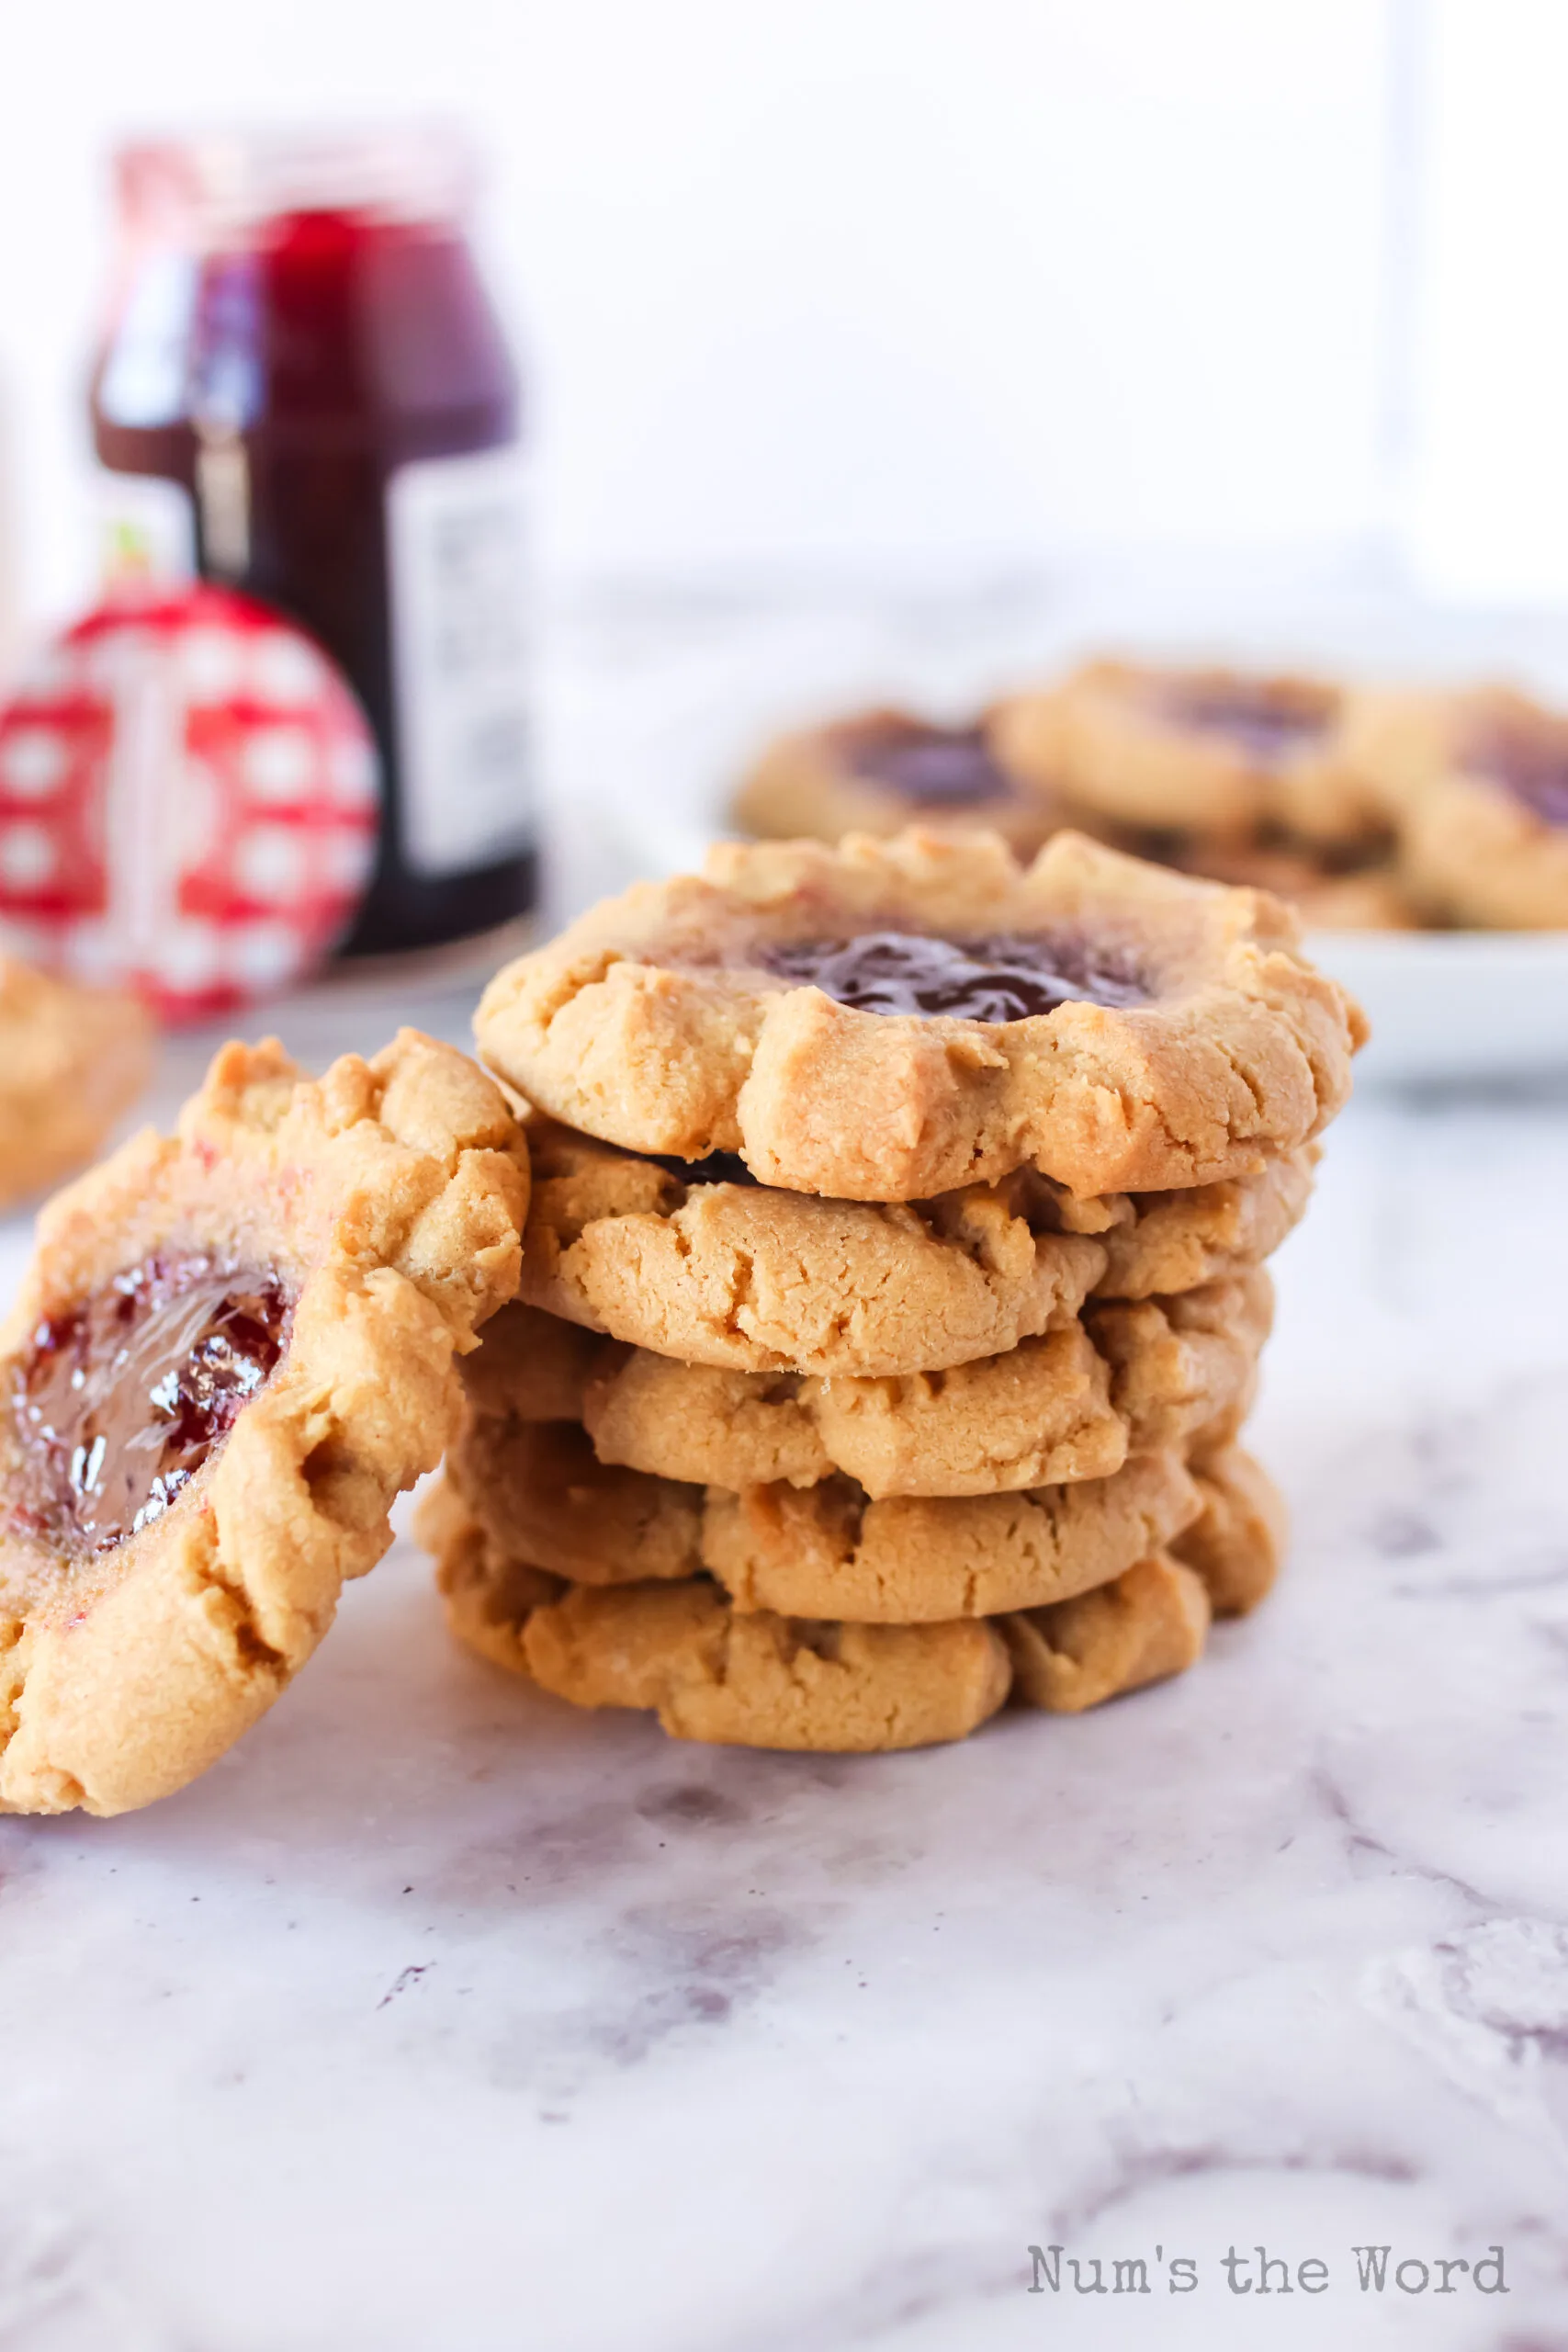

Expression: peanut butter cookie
xmin=991 ymin=659 xmax=1385 ymax=846
xmin=518 ymin=1116 xmax=1309 ymax=1375
xmin=442 ymin=1423 xmax=1201 ymax=1622
xmin=476 ymin=829 xmax=1365 ymax=1203
xmin=732 ymin=707 xmax=1062 ymax=855
xmin=1000 ymin=1550 xmax=1210 ymax=1713
xmin=0 ymin=1030 xmax=527 ymax=1815
xmin=0 ymin=956 xmax=153 ymax=1210
xmin=461 ymin=1270 xmax=1268 ymax=1499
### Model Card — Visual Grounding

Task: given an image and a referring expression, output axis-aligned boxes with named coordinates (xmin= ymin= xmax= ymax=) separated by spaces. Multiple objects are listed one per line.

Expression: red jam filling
xmin=1155 ymin=681 xmax=1329 ymax=763
xmin=844 ymin=718 xmax=1015 ymax=808
xmin=1467 ymin=720 xmax=1568 ymax=829
xmin=762 ymin=931 xmax=1150 ymax=1021
xmin=10 ymin=1255 xmax=292 ymax=1555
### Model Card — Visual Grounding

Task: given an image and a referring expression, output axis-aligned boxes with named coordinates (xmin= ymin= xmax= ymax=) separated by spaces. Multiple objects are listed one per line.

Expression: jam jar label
xmin=386 ymin=444 xmax=534 ymax=878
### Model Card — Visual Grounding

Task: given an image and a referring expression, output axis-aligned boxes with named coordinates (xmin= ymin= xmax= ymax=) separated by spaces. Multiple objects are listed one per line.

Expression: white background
xmin=0 ymin=0 xmax=1562 ymax=634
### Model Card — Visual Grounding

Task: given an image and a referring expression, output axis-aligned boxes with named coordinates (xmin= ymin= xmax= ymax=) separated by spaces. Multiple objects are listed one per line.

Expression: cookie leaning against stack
xmin=418 ymin=829 xmax=1364 ymax=1755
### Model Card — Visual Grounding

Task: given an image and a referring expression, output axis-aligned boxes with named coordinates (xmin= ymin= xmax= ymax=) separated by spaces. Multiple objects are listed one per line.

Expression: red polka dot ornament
xmin=0 ymin=585 xmax=380 ymax=1024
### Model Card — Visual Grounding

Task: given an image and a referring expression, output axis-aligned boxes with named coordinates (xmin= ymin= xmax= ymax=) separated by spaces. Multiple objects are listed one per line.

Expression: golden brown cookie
xmin=0 ymin=956 xmax=154 ymax=1210
xmin=1171 ymin=1445 xmax=1286 ymax=1616
xmin=0 ymin=1031 xmax=527 ymax=1815
xmin=476 ymin=828 xmax=1366 ymax=1204
xmin=463 ymin=1271 xmax=1268 ymax=1500
xmin=524 ymin=1578 xmax=1012 ymax=1752
xmin=1086 ymin=1266 xmax=1272 ymax=1456
xmin=1000 ymin=1550 xmax=1210 ymax=1712
xmin=579 ymin=1322 xmax=1126 ymax=1498
xmin=1069 ymin=1147 xmax=1314 ymax=1302
xmin=433 ymin=1513 xmax=1011 ymax=1752
xmin=518 ymin=1117 xmax=1309 ymax=1376
xmin=421 ymin=1478 xmax=563 ymax=1678
xmin=518 ymin=1115 xmax=1106 ymax=1376
xmin=444 ymin=1422 xmax=1201 ymax=1623
xmin=1159 ymin=838 xmax=1416 ymax=932
xmin=731 ymin=707 xmax=1063 ymax=855
xmin=991 ymin=659 xmax=1386 ymax=846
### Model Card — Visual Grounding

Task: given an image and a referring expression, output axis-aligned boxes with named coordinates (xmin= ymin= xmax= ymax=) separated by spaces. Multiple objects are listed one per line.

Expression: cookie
xmin=432 ymin=1502 xmax=1202 ymax=1745
xmin=465 ymin=1269 xmax=1267 ymax=1499
xmin=476 ymin=828 xmax=1366 ymax=1204
xmin=445 ymin=1421 xmax=1201 ymax=1622
xmin=0 ymin=1030 xmax=528 ymax=1815
xmin=421 ymin=1477 xmax=562 ymax=1678
xmin=518 ymin=1577 xmax=1012 ymax=1752
xmin=0 ymin=956 xmax=153 ymax=1210
xmin=732 ymin=707 xmax=1062 ymax=856
xmin=517 ymin=1118 xmax=1306 ymax=1374
xmin=1086 ymin=1266 xmax=1272 ymax=1456
xmin=1172 ymin=1445 xmax=1286 ymax=1616
xmin=990 ymin=659 xmax=1386 ymax=846
xmin=518 ymin=1116 xmax=1107 ymax=1377
xmin=581 ymin=1322 xmax=1125 ymax=1498
xmin=999 ymin=1551 xmax=1210 ymax=1713
xmin=1158 ymin=838 xmax=1417 ymax=932
xmin=1066 ymin=1146 xmax=1314 ymax=1302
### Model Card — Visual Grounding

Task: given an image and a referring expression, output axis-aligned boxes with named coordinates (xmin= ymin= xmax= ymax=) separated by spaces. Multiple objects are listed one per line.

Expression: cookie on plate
xmin=1393 ymin=693 xmax=1568 ymax=930
xmin=990 ymin=658 xmax=1387 ymax=847
xmin=0 ymin=956 xmax=153 ymax=1209
xmin=732 ymin=707 xmax=1064 ymax=856
xmin=477 ymin=829 xmax=1365 ymax=1204
xmin=0 ymin=1030 xmax=527 ymax=1815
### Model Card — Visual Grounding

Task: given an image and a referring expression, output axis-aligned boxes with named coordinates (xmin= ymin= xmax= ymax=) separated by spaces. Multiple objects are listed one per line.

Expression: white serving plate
xmin=1304 ymin=926 xmax=1568 ymax=1085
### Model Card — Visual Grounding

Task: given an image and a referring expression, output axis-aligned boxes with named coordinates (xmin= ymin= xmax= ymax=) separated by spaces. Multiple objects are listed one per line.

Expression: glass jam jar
xmin=90 ymin=128 xmax=535 ymax=958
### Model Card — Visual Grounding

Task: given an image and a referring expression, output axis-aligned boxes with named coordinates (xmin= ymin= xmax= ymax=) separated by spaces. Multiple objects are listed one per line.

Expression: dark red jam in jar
xmin=90 ymin=130 xmax=534 ymax=956
xmin=10 ymin=1254 xmax=292 ymax=1555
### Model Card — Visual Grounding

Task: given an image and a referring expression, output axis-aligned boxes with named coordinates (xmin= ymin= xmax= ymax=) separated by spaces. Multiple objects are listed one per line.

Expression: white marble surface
xmin=5 ymin=584 xmax=1568 ymax=2350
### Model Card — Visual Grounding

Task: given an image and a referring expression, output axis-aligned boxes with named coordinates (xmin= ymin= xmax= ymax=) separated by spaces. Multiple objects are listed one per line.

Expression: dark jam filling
xmin=761 ymin=930 xmax=1150 ymax=1021
xmin=11 ymin=1255 xmax=292 ymax=1555
xmin=1155 ymin=682 xmax=1329 ymax=764
xmin=844 ymin=718 xmax=1015 ymax=808
xmin=1467 ymin=722 xmax=1568 ymax=829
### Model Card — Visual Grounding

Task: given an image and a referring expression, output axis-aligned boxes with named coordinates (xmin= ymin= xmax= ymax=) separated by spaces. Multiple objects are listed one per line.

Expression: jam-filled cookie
xmin=460 ymin=1270 xmax=1268 ymax=1500
xmin=990 ymin=658 xmax=1386 ymax=846
xmin=442 ymin=1418 xmax=1201 ymax=1622
xmin=476 ymin=830 xmax=1365 ymax=1204
xmin=518 ymin=1122 xmax=1310 ymax=1374
xmin=0 ymin=956 xmax=153 ymax=1210
xmin=0 ymin=1031 xmax=527 ymax=1815
xmin=1355 ymin=687 xmax=1568 ymax=930
xmin=731 ymin=706 xmax=1063 ymax=855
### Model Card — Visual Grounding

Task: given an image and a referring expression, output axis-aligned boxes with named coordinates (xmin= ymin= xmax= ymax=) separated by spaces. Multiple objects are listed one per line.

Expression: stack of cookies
xmin=421 ymin=827 xmax=1365 ymax=1756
